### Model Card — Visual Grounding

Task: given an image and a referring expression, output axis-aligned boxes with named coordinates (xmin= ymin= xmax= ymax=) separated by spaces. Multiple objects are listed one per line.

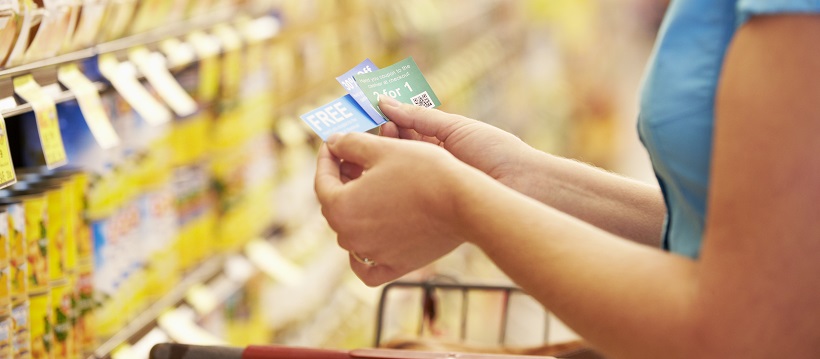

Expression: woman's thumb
xmin=377 ymin=95 xmax=470 ymax=140
xmin=326 ymin=132 xmax=385 ymax=168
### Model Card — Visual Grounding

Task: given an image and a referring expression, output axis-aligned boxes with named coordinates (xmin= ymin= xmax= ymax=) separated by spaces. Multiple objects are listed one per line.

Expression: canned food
xmin=0 ymin=190 xmax=47 ymax=294
xmin=75 ymin=265 xmax=94 ymax=356
xmin=29 ymin=291 xmax=52 ymax=359
xmin=11 ymin=300 xmax=31 ymax=359
xmin=25 ymin=179 xmax=70 ymax=283
xmin=29 ymin=169 xmax=87 ymax=275
xmin=0 ymin=315 xmax=11 ymax=359
xmin=1 ymin=202 xmax=29 ymax=304
xmin=50 ymin=280 xmax=72 ymax=359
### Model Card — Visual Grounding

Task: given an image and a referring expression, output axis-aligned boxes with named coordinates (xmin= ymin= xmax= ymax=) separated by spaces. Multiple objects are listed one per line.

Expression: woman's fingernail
xmin=379 ymin=94 xmax=401 ymax=108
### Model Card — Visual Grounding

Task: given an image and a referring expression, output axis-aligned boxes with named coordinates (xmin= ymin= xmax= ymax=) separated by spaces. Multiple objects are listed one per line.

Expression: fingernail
xmin=379 ymin=94 xmax=401 ymax=108
xmin=327 ymin=133 xmax=343 ymax=145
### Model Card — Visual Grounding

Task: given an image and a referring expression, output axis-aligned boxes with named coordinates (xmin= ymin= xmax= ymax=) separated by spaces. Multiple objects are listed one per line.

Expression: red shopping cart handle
xmin=352 ymin=348 xmax=553 ymax=358
xmin=151 ymin=344 xmax=553 ymax=359
xmin=150 ymin=343 xmax=350 ymax=359
xmin=244 ymin=345 xmax=350 ymax=359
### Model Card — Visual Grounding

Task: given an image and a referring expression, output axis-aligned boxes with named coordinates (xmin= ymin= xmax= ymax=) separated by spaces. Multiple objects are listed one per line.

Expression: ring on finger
xmin=351 ymin=251 xmax=377 ymax=267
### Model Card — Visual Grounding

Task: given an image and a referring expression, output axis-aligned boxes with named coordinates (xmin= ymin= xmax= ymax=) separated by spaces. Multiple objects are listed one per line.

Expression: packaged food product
xmin=11 ymin=300 xmax=30 ymax=359
xmin=28 ymin=291 xmax=52 ymax=359
xmin=0 ymin=190 xmax=47 ymax=294
xmin=0 ymin=208 xmax=11 ymax=318
xmin=50 ymin=280 xmax=72 ymax=359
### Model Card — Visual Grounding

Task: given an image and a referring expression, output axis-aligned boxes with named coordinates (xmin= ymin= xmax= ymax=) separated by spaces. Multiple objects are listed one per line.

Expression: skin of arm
xmin=453 ymin=15 xmax=820 ymax=358
xmin=316 ymin=14 xmax=820 ymax=359
xmin=377 ymin=100 xmax=666 ymax=246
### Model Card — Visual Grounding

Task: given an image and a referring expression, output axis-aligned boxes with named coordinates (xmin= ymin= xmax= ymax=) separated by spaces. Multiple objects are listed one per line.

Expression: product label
xmin=0 ymin=116 xmax=16 ymax=189
xmin=13 ymin=75 xmax=68 ymax=169
xmin=354 ymin=57 xmax=441 ymax=119
xmin=12 ymin=300 xmax=31 ymax=358
xmin=299 ymin=94 xmax=380 ymax=141
xmin=336 ymin=58 xmax=384 ymax=125
xmin=0 ymin=317 xmax=10 ymax=355
xmin=58 ymin=63 xmax=121 ymax=150
xmin=7 ymin=204 xmax=27 ymax=301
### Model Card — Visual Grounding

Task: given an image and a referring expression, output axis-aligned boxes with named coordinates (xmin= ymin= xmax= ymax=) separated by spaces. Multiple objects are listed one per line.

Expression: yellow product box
xmin=50 ymin=280 xmax=73 ymax=359
xmin=11 ymin=299 xmax=30 ymax=358
xmin=0 ymin=209 xmax=9 ymax=317
xmin=38 ymin=169 xmax=86 ymax=276
xmin=29 ymin=291 xmax=52 ymax=359
xmin=17 ymin=191 xmax=48 ymax=293
xmin=0 ymin=314 xmax=10 ymax=358
xmin=170 ymin=114 xmax=210 ymax=167
xmin=75 ymin=263 xmax=94 ymax=357
xmin=29 ymin=180 xmax=70 ymax=282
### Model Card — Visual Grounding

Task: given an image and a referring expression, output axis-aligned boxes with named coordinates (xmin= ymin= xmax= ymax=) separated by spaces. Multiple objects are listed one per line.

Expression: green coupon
xmin=354 ymin=57 xmax=441 ymax=120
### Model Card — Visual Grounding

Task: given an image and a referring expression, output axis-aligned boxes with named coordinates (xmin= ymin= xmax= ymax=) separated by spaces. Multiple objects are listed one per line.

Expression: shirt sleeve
xmin=737 ymin=0 xmax=820 ymax=25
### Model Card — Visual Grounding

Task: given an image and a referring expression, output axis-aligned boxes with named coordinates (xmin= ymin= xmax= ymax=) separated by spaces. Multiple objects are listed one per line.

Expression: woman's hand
xmin=378 ymin=95 xmax=535 ymax=193
xmin=314 ymin=131 xmax=477 ymax=286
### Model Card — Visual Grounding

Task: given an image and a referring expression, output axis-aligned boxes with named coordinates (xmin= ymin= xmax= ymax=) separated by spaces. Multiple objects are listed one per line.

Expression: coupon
xmin=300 ymin=57 xmax=440 ymax=141
xmin=336 ymin=58 xmax=385 ymax=125
xmin=300 ymin=94 xmax=379 ymax=141
xmin=354 ymin=57 xmax=441 ymax=119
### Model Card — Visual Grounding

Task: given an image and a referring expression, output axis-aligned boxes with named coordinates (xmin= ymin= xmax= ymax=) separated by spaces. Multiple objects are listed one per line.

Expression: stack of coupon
xmin=300 ymin=57 xmax=441 ymax=140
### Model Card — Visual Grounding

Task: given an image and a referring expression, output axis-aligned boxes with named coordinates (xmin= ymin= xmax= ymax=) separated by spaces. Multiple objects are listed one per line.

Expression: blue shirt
xmin=638 ymin=0 xmax=820 ymax=258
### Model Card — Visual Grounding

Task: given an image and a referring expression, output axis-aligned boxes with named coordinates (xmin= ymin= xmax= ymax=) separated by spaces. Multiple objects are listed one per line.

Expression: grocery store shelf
xmin=91 ymin=255 xmax=225 ymax=359
xmin=0 ymin=8 xmax=273 ymax=119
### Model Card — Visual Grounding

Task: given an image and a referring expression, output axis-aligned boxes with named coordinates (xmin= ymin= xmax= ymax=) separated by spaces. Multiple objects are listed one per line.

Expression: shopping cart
xmin=373 ymin=279 xmax=601 ymax=359
xmin=149 ymin=278 xmax=603 ymax=359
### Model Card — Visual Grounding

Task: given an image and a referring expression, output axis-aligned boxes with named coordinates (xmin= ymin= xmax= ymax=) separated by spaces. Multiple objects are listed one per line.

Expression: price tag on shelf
xmin=158 ymin=307 xmax=228 ymax=346
xmin=354 ymin=56 xmax=441 ymax=119
xmin=70 ymin=0 xmax=106 ymax=50
xmin=0 ymin=115 xmax=17 ymax=189
xmin=185 ymin=283 xmax=218 ymax=316
xmin=212 ymin=24 xmax=243 ymax=102
xmin=125 ymin=328 xmax=170 ymax=359
xmin=129 ymin=47 xmax=198 ymax=118
xmin=58 ymin=63 xmax=121 ymax=149
xmin=187 ymin=31 xmax=222 ymax=103
xmin=13 ymin=75 xmax=68 ymax=169
xmin=245 ymin=239 xmax=304 ymax=286
xmin=98 ymin=54 xmax=173 ymax=126
xmin=111 ymin=344 xmax=138 ymax=359
xmin=159 ymin=38 xmax=196 ymax=69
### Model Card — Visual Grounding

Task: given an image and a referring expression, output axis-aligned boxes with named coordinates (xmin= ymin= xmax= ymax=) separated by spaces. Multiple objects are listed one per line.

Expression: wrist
xmin=446 ymin=162 xmax=507 ymax=248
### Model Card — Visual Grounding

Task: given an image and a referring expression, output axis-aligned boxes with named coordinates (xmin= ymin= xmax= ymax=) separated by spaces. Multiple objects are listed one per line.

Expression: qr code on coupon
xmin=411 ymin=91 xmax=435 ymax=108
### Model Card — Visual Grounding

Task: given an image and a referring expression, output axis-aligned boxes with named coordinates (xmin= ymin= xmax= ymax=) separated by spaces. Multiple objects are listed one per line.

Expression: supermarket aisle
xmin=0 ymin=1 xmax=664 ymax=358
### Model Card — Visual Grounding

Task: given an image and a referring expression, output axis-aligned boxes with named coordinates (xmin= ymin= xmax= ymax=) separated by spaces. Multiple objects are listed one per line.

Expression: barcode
xmin=411 ymin=91 xmax=435 ymax=108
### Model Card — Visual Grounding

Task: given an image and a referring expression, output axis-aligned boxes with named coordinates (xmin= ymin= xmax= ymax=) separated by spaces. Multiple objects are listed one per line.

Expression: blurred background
xmin=0 ymin=1 xmax=669 ymax=358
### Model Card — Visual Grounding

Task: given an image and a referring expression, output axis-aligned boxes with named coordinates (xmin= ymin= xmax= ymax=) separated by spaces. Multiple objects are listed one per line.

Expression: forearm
xmin=455 ymin=172 xmax=700 ymax=358
xmin=511 ymin=148 xmax=666 ymax=247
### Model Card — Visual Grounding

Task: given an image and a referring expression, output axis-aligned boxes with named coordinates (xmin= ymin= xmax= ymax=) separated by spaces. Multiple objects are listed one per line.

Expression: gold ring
xmin=351 ymin=251 xmax=377 ymax=267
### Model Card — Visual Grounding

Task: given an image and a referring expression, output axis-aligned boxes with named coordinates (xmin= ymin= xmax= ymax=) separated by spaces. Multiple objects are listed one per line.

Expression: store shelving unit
xmin=0 ymin=1 xmax=547 ymax=358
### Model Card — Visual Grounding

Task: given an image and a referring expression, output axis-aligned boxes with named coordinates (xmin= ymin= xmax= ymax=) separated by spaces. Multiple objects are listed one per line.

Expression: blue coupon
xmin=336 ymin=58 xmax=385 ymax=125
xmin=300 ymin=94 xmax=380 ymax=141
